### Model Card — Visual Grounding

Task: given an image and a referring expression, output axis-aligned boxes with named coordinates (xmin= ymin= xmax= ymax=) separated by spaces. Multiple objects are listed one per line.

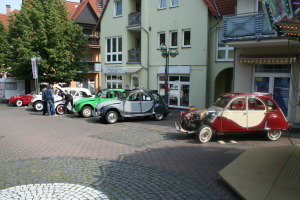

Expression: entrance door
xmin=169 ymin=82 xmax=180 ymax=106
xmin=253 ymin=76 xmax=290 ymax=116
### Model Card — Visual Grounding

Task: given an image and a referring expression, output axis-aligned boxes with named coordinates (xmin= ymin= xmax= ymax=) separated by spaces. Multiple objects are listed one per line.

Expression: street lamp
xmin=159 ymin=44 xmax=179 ymax=105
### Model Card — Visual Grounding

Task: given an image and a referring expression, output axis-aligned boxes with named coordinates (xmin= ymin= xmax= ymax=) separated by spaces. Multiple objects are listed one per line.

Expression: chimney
xmin=6 ymin=5 xmax=11 ymax=14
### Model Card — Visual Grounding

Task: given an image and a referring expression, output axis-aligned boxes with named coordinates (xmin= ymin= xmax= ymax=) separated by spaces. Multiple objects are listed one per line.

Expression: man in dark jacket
xmin=44 ymin=84 xmax=56 ymax=116
xmin=41 ymin=85 xmax=48 ymax=115
xmin=60 ymin=90 xmax=73 ymax=113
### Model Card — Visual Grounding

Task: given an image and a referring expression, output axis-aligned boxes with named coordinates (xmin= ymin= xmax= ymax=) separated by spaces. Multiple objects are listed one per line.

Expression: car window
xmin=151 ymin=92 xmax=162 ymax=101
xmin=79 ymin=91 xmax=88 ymax=97
xmin=127 ymin=92 xmax=140 ymax=101
xmin=141 ymin=92 xmax=152 ymax=101
xmin=228 ymin=98 xmax=246 ymax=110
xmin=70 ymin=90 xmax=77 ymax=96
xmin=248 ymin=98 xmax=265 ymax=110
xmin=264 ymin=99 xmax=277 ymax=110
xmin=214 ymin=96 xmax=231 ymax=108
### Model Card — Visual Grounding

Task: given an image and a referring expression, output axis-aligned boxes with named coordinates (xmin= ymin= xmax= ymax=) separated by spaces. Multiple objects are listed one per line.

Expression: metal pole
xmin=164 ymin=52 xmax=169 ymax=105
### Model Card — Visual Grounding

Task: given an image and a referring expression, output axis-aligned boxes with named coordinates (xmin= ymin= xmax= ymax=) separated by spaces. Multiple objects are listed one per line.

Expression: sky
xmin=0 ymin=0 xmax=81 ymax=14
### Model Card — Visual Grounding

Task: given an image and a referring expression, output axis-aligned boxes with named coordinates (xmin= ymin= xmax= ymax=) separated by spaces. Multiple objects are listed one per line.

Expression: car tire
xmin=33 ymin=101 xmax=43 ymax=111
xmin=81 ymin=106 xmax=92 ymax=118
xmin=105 ymin=110 xmax=119 ymax=124
xmin=56 ymin=104 xmax=65 ymax=115
xmin=153 ymin=113 xmax=164 ymax=121
xmin=266 ymin=130 xmax=282 ymax=141
xmin=197 ymin=125 xmax=213 ymax=143
xmin=15 ymin=99 xmax=23 ymax=107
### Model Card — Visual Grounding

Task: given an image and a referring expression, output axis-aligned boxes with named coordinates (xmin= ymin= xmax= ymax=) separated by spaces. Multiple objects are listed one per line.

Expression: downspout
xmin=141 ymin=26 xmax=150 ymax=89
xmin=206 ymin=18 xmax=221 ymax=107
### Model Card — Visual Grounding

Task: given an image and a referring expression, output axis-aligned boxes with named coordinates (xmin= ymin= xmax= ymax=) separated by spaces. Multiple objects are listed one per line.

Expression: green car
xmin=74 ymin=89 xmax=127 ymax=118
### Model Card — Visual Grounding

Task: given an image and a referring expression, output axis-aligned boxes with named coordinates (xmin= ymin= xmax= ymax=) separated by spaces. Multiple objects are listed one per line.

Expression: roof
xmin=203 ymin=0 xmax=236 ymax=17
xmin=66 ymin=0 xmax=101 ymax=20
xmin=0 ymin=14 xmax=9 ymax=28
xmin=65 ymin=1 xmax=81 ymax=18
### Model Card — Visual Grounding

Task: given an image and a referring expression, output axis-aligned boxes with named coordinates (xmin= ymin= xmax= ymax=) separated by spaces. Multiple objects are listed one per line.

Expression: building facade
xmin=223 ymin=0 xmax=300 ymax=122
xmin=100 ymin=0 xmax=231 ymax=109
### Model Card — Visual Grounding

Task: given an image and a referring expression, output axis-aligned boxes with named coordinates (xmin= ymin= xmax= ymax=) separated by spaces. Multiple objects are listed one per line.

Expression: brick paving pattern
xmin=0 ymin=103 xmax=299 ymax=200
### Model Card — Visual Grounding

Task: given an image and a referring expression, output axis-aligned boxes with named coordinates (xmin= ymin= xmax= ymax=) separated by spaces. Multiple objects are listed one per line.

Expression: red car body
xmin=9 ymin=94 xmax=33 ymax=106
xmin=176 ymin=93 xmax=290 ymax=143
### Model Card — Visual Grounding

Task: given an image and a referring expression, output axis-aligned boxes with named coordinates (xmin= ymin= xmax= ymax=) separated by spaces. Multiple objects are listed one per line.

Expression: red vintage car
xmin=175 ymin=93 xmax=290 ymax=143
xmin=9 ymin=94 xmax=33 ymax=107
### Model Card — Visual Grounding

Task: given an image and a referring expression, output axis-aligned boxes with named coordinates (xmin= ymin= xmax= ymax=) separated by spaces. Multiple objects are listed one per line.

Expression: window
xmin=170 ymin=31 xmax=178 ymax=48
xmin=256 ymin=0 xmax=263 ymax=12
xmin=106 ymin=37 xmax=122 ymax=63
xmin=115 ymin=1 xmax=122 ymax=17
xmin=158 ymin=32 xmax=166 ymax=48
xmin=141 ymin=93 xmax=153 ymax=101
xmin=182 ymin=29 xmax=191 ymax=47
xmin=171 ymin=0 xmax=179 ymax=7
xmin=248 ymin=98 xmax=265 ymax=110
xmin=216 ymin=28 xmax=234 ymax=61
xmin=5 ymin=82 xmax=17 ymax=90
xmin=264 ymin=99 xmax=277 ymax=110
xmin=99 ymin=91 xmax=113 ymax=98
xmin=127 ymin=92 xmax=140 ymax=101
xmin=229 ymin=98 xmax=246 ymax=110
xmin=106 ymin=75 xmax=122 ymax=89
xmin=159 ymin=0 xmax=166 ymax=9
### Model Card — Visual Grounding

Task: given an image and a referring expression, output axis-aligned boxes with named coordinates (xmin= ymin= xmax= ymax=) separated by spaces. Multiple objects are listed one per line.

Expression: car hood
xmin=96 ymin=100 xmax=122 ymax=109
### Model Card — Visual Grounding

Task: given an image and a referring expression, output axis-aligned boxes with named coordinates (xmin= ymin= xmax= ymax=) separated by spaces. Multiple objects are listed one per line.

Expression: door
xmin=140 ymin=92 xmax=154 ymax=114
xmin=247 ymin=97 xmax=266 ymax=130
xmin=124 ymin=91 xmax=141 ymax=114
xmin=222 ymin=98 xmax=247 ymax=132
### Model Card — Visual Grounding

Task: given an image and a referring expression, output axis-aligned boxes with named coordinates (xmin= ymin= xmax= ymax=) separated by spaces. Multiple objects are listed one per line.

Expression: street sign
xmin=31 ymin=57 xmax=38 ymax=79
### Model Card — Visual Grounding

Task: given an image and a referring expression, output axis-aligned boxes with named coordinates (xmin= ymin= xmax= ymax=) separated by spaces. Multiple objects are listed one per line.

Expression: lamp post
xmin=159 ymin=44 xmax=179 ymax=105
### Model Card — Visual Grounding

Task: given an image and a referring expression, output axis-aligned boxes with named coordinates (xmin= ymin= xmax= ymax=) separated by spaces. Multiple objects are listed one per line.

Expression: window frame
xmin=216 ymin=28 xmax=234 ymax=62
xmin=170 ymin=0 xmax=179 ymax=7
xmin=106 ymin=36 xmax=122 ymax=64
xmin=158 ymin=0 xmax=167 ymax=9
xmin=114 ymin=1 xmax=122 ymax=17
xmin=158 ymin=32 xmax=166 ymax=49
xmin=170 ymin=30 xmax=178 ymax=48
xmin=182 ymin=29 xmax=191 ymax=48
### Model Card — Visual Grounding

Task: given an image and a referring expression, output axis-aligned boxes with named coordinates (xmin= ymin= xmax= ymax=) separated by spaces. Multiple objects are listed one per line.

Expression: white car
xmin=31 ymin=86 xmax=93 ymax=111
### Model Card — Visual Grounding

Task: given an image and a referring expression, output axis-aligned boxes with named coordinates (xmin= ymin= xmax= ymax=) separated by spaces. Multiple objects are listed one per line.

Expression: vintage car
xmin=74 ymin=89 xmax=129 ymax=118
xmin=31 ymin=87 xmax=93 ymax=111
xmin=9 ymin=94 xmax=33 ymax=107
xmin=175 ymin=93 xmax=290 ymax=143
xmin=94 ymin=90 xmax=169 ymax=124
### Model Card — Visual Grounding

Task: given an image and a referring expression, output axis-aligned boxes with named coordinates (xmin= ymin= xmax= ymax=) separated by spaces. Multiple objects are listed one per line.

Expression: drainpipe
xmin=206 ymin=18 xmax=222 ymax=107
xmin=141 ymin=26 xmax=150 ymax=89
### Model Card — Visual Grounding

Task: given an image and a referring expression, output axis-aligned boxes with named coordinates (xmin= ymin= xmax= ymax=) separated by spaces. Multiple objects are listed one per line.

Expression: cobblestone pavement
xmin=0 ymin=103 xmax=299 ymax=200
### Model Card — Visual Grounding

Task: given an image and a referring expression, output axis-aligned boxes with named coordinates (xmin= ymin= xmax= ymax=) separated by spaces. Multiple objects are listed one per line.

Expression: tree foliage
xmin=8 ymin=0 xmax=88 ymax=83
xmin=0 ymin=21 xmax=9 ymax=72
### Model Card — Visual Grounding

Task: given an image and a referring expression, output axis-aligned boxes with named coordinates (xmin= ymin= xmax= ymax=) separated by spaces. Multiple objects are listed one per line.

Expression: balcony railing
xmin=88 ymin=38 xmax=100 ymax=47
xmin=128 ymin=49 xmax=141 ymax=63
xmin=85 ymin=62 xmax=101 ymax=72
xmin=223 ymin=12 xmax=278 ymax=41
xmin=128 ymin=12 xmax=141 ymax=27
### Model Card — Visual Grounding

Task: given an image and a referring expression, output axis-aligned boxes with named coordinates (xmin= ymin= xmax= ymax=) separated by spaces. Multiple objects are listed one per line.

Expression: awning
xmin=238 ymin=55 xmax=297 ymax=64
xmin=103 ymin=66 xmax=143 ymax=74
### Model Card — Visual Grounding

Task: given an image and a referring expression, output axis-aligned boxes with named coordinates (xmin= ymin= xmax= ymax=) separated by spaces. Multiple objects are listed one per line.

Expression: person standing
xmin=60 ymin=90 xmax=74 ymax=113
xmin=41 ymin=85 xmax=48 ymax=115
xmin=44 ymin=84 xmax=56 ymax=116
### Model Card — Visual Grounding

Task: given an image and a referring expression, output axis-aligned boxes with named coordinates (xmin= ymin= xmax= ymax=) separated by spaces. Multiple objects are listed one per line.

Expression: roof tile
xmin=203 ymin=0 xmax=236 ymax=17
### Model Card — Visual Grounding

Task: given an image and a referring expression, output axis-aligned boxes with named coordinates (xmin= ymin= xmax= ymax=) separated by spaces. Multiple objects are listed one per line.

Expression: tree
xmin=0 ymin=21 xmax=9 ymax=72
xmin=8 ymin=0 xmax=88 ymax=83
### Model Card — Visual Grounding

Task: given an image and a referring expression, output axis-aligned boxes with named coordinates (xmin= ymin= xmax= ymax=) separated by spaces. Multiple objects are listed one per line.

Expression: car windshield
xmin=213 ymin=96 xmax=231 ymax=108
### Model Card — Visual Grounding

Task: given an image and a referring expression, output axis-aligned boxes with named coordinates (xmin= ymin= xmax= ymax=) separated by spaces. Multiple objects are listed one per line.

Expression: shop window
xmin=106 ymin=75 xmax=122 ymax=89
xmin=216 ymin=28 xmax=234 ymax=61
xmin=255 ymin=65 xmax=291 ymax=73
xmin=5 ymin=82 xmax=17 ymax=90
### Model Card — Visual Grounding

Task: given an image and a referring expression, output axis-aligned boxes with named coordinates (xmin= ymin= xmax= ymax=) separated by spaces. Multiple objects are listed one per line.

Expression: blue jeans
xmin=46 ymin=100 xmax=55 ymax=116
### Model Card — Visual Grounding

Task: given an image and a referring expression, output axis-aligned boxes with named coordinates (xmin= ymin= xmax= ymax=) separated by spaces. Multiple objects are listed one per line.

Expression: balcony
xmin=127 ymin=49 xmax=141 ymax=63
xmin=127 ymin=12 xmax=141 ymax=29
xmin=223 ymin=12 xmax=278 ymax=42
xmin=88 ymin=38 xmax=100 ymax=48
xmin=86 ymin=62 xmax=101 ymax=72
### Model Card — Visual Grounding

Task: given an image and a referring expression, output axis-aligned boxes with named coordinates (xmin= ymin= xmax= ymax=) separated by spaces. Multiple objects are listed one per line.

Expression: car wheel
xmin=105 ymin=110 xmax=118 ymax=124
xmin=197 ymin=125 xmax=213 ymax=143
xmin=15 ymin=99 xmax=23 ymax=107
xmin=81 ymin=106 xmax=92 ymax=118
xmin=33 ymin=101 xmax=43 ymax=111
xmin=266 ymin=130 xmax=282 ymax=141
xmin=56 ymin=104 xmax=65 ymax=115
xmin=153 ymin=113 xmax=164 ymax=121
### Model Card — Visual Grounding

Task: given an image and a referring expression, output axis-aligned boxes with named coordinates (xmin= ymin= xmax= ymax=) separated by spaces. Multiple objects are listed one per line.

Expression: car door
xmin=247 ymin=97 xmax=266 ymax=130
xmin=123 ymin=91 xmax=142 ymax=115
xmin=140 ymin=92 xmax=154 ymax=115
xmin=221 ymin=97 xmax=247 ymax=132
